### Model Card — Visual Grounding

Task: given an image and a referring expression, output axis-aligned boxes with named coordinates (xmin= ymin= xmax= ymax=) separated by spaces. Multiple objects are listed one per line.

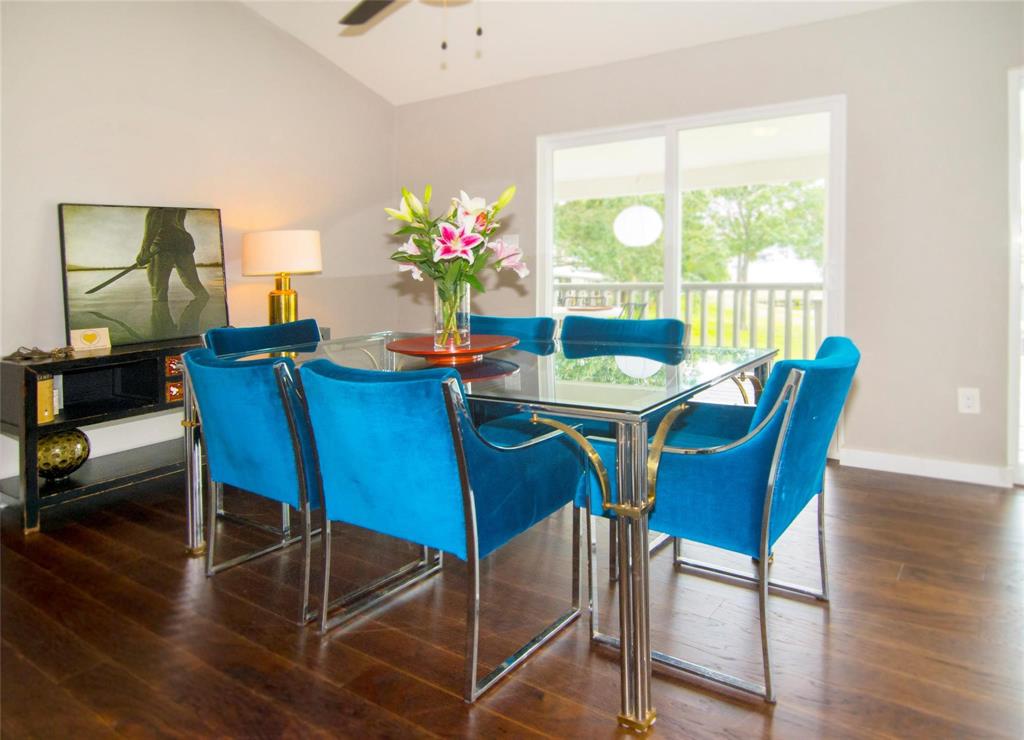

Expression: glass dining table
xmin=181 ymin=331 xmax=775 ymax=732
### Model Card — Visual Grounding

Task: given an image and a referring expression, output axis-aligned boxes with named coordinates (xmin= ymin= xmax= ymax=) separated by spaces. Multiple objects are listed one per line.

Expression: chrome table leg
xmin=183 ymin=370 xmax=206 ymax=556
xmin=614 ymin=420 xmax=656 ymax=733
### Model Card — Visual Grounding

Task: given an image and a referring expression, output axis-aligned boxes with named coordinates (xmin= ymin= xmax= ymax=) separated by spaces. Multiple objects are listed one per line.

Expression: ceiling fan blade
xmin=339 ymin=0 xmax=394 ymax=25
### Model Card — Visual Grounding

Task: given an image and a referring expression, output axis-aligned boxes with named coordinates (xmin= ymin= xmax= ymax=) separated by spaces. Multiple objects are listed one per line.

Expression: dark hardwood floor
xmin=2 ymin=464 xmax=1021 ymax=738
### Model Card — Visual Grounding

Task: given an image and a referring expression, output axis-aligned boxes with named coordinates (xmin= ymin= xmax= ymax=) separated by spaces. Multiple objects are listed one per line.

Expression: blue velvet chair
xmin=573 ymin=336 xmax=860 ymax=702
xmin=202 ymin=318 xmax=322 ymax=535
xmin=471 ymin=314 xmax=556 ymax=356
xmin=183 ymin=348 xmax=319 ymax=624
xmin=203 ymin=318 xmax=321 ymax=356
xmin=470 ymin=314 xmax=556 ymax=341
xmin=560 ymin=314 xmax=686 ymax=347
xmin=291 ymin=361 xmax=588 ymax=702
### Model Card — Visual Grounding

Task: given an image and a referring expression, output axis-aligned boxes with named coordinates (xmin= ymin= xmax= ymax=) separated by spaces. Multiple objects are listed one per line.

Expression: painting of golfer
xmin=59 ymin=204 xmax=228 ymax=346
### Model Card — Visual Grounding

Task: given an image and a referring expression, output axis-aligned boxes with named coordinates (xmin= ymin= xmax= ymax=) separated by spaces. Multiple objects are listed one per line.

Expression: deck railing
xmin=554 ymin=281 xmax=824 ymax=359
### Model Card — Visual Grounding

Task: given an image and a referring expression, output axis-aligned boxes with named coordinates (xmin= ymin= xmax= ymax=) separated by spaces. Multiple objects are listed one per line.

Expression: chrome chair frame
xmin=199 ymin=333 xmax=295 ymax=544
xmin=448 ymin=379 xmax=584 ymax=703
xmin=283 ymin=373 xmax=583 ymax=703
xmin=196 ymin=363 xmax=318 ymax=626
xmin=584 ymin=369 xmax=822 ymax=703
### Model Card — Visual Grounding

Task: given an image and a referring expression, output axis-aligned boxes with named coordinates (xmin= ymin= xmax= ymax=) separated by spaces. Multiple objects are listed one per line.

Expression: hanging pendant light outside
xmin=613 ymin=204 xmax=663 ymax=248
xmin=615 ymin=355 xmax=662 ymax=379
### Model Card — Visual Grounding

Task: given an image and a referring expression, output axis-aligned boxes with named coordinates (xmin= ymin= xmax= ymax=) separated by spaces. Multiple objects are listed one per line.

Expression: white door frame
xmin=1008 ymin=68 xmax=1023 ymax=485
xmin=535 ymin=95 xmax=847 ymax=340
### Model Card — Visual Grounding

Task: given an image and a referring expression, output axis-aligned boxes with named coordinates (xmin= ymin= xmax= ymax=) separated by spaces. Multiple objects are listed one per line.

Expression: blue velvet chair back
xmin=470 ymin=314 xmax=556 ymax=341
xmin=299 ymin=361 xmax=471 ymax=558
xmin=204 ymin=318 xmax=321 ymax=356
xmin=560 ymin=315 xmax=685 ymax=347
xmin=298 ymin=361 xmax=587 ymax=561
xmin=754 ymin=337 xmax=860 ymax=544
xmin=184 ymin=348 xmax=315 ymax=509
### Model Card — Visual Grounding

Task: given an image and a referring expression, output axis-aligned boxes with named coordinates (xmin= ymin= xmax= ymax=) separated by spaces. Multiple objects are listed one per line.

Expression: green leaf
xmin=465 ymin=274 xmax=485 ymax=293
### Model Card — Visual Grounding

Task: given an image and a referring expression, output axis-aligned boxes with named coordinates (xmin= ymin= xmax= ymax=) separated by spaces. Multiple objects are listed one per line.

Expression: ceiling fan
xmin=339 ymin=0 xmax=482 ymax=49
xmin=339 ymin=0 xmax=396 ymax=26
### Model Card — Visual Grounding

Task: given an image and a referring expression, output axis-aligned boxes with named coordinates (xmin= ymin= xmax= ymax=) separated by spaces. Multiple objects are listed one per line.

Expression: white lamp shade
xmin=613 ymin=205 xmax=663 ymax=248
xmin=242 ymin=230 xmax=323 ymax=276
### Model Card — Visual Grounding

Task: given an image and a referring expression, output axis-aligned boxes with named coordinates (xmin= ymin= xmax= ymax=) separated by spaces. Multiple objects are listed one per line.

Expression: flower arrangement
xmin=387 ymin=185 xmax=527 ymax=348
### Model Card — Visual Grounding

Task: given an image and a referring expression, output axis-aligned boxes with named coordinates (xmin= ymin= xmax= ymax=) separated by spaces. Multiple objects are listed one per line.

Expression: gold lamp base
xmin=268 ymin=273 xmax=297 ymax=325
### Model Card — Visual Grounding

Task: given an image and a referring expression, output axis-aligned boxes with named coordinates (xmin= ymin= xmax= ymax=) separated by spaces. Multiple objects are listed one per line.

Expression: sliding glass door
xmin=539 ymin=98 xmax=844 ymax=360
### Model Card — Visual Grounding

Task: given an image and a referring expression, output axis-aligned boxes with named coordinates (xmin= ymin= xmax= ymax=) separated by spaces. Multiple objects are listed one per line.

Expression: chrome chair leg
xmin=571 ymin=504 xmax=581 ymax=611
xmin=672 ymin=536 xmax=681 ymax=561
xmin=464 ymin=541 xmax=482 ymax=702
xmin=299 ymin=502 xmax=313 ymax=624
xmin=587 ymin=513 xmax=599 ymax=640
xmin=318 ymin=516 xmax=333 ymax=634
xmin=206 ymin=479 xmax=220 ymax=577
xmin=214 ymin=486 xmax=295 ymax=541
xmin=818 ymin=487 xmax=830 ymax=602
xmin=318 ymin=524 xmax=443 ymax=634
xmin=207 ymin=482 xmax=315 ymax=625
xmin=758 ymin=541 xmax=775 ymax=703
xmin=464 ymin=505 xmax=583 ymax=702
xmin=281 ymin=503 xmax=292 ymax=541
xmin=608 ymin=520 xmax=618 ymax=581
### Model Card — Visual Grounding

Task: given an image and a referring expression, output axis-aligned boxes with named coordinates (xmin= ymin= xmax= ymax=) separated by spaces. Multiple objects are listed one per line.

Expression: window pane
xmin=678 ymin=113 xmax=829 ymax=357
xmin=552 ymin=136 xmax=665 ymax=318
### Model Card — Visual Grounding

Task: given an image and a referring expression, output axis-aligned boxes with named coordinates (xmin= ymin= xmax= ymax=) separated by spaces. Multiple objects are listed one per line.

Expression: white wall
xmin=0 ymin=1 xmax=398 ymax=477
xmin=393 ymin=1 xmax=1024 ymax=484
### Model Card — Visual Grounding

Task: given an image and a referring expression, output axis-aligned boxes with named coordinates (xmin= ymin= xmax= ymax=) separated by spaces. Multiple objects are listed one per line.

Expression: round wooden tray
xmin=385 ymin=334 xmax=519 ymax=366
xmin=456 ymin=358 xmax=520 ymax=382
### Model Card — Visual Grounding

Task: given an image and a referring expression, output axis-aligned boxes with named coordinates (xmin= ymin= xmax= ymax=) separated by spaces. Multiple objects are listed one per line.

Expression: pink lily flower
xmin=489 ymin=237 xmax=529 ymax=278
xmin=433 ymin=222 xmax=482 ymax=263
xmin=398 ymin=237 xmax=419 ymax=256
xmin=398 ymin=262 xmax=424 ymax=281
xmin=455 ymin=190 xmax=487 ymax=231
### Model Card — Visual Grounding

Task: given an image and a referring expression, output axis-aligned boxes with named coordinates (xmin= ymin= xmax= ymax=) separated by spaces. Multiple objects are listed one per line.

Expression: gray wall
xmin=0 ymin=1 xmax=398 ymax=475
xmin=393 ymin=1 xmax=1024 ymax=479
xmin=2 ymin=1 xmax=1020 ymax=483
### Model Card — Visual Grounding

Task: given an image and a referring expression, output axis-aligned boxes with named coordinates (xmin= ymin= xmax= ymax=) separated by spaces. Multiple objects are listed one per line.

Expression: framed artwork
xmin=58 ymin=204 xmax=229 ymax=347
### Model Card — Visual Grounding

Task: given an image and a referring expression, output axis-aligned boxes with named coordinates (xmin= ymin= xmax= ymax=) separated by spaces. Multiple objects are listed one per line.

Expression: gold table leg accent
xmin=186 ymin=543 xmax=207 ymax=557
xmin=618 ymin=709 xmax=657 ymax=733
xmin=23 ymin=524 xmax=40 ymax=536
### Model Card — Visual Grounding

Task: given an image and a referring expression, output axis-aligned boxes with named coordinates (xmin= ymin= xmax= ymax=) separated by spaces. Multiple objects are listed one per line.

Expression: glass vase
xmin=433 ymin=282 xmax=471 ymax=350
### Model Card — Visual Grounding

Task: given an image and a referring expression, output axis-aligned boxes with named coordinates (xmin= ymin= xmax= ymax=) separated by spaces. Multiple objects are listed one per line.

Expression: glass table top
xmin=225 ymin=331 xmax=776 ymax=418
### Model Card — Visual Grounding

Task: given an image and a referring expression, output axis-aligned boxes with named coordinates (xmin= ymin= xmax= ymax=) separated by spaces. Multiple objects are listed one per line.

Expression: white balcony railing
xmin=554 ymin=281 xmax=824 ymax=360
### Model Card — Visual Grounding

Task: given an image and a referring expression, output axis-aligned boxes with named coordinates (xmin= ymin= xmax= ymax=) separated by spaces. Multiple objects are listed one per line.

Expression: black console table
xmin=0 ymin=338 xmax=199 ymax=532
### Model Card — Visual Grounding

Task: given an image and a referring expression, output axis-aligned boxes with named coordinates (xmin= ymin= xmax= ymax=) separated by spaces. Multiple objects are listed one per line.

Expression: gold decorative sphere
xmin=37 ymin=429 xmax=90 ymax=480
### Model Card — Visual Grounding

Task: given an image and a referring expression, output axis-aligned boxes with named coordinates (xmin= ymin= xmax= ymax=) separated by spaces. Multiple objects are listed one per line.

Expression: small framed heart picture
xmin=70 ymin=327 xmax=112 ymax=352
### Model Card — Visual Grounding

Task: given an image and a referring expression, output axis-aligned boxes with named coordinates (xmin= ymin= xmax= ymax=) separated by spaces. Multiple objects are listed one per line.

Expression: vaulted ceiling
xmin=246 ymin=1 xmax=891 ymax=105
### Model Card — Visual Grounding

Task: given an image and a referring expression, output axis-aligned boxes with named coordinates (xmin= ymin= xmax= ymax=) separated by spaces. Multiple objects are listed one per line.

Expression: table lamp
xmin=241 ymin=230 xmax=322 ymax=324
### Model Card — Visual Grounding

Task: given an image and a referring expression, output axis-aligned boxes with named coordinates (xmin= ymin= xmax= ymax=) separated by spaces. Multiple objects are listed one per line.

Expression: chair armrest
xmin=447 ymin=389 xmax=589 ymax=559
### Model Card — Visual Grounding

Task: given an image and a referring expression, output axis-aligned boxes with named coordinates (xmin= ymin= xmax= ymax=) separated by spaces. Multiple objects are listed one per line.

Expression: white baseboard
xmin=840 ymin=448 xmax=1014 ymax=488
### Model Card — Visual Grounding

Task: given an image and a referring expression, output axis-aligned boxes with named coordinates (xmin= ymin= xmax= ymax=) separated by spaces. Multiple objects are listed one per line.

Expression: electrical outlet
xmin=957 ymin=387 xmax=981 ymax=414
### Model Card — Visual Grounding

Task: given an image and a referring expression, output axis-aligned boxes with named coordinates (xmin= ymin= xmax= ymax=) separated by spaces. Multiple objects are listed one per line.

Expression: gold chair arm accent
xmin=181 ymin=419 xmax=200 ymax=429
xmin=358 ymin=347 xmax=382 ymax=370
xmin=646 ymin=402 xmax=689 ymax=508
xmin=529 ymin=413 xmax=650 ymax=520
xmin=730 ymin=375 xmax=751 ymax=404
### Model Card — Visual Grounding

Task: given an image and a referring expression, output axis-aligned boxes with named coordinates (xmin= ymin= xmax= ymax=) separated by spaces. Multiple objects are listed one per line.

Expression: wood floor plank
xmin=2 ymin=465 xmax=1022 ymax=738
xmin=1 ymin=640 xmax=117 ymax=739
